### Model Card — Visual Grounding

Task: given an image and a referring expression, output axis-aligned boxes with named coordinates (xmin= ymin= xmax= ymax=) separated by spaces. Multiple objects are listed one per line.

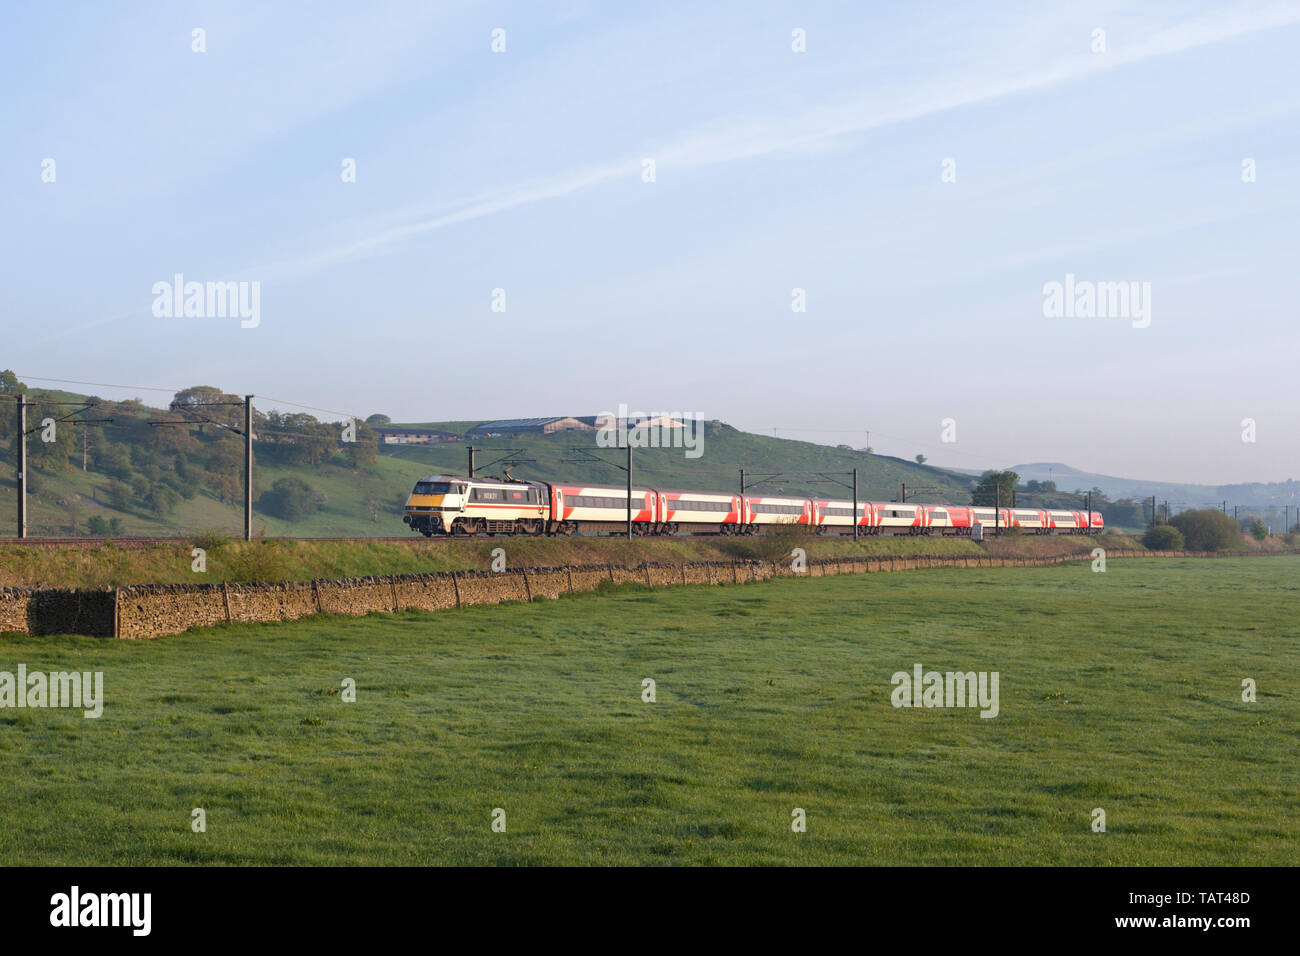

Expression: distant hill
xmin=0 ymin=379 xmax=973 ymax=537
xmin=1008 ymin=462 xmax=1299 ymax=514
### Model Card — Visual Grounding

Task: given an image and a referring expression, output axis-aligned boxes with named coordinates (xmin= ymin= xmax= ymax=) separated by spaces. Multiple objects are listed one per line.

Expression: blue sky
xmin=3 ymin=1 xmax=1298 ymax=484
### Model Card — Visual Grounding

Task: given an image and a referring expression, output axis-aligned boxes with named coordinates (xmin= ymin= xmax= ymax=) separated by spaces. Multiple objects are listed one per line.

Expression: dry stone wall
xmin=0 ymin=549 xmax=1283 ymax=639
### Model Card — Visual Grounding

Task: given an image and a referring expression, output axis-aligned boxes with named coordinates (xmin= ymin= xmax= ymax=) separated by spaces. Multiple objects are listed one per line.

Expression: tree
xmin=344 ymin=421 xmax=379 ymax=468
xmin=258 ymin=477 xmax=321 ymax=521
xmin=205 ymin=439 xmax=245 ymax=503
xmin=169 ymin=386 xmax=243 ymax=431
xmin=0 ymin=370 xmax=24 ymax=442
xmin=25 ymin=396 xmax=78 ymax=474
xmin=1102 ymin=498 xmax=1145 ymax=528
xmin=1170 ymin=509 xmax=1240 ymax=551
xmin=914 ymin=454 xmax=927 ymax=465
xmin=1143 ymin=524 xmax=1185 ymax=550
xmin=93 ymin=443 xmax=133 ymax=480
xmin=365 ymin=414 xmax=392 ymax=427
xmin=971 ymin=471 xmax=1019 ymax=506
xmin=107 ymin=480 xmax=132 ymax=511
xmin=1250 ymin=518 xmax=1268 ymax=541
xmin=145 ymin=485 xmax=180 ymax=516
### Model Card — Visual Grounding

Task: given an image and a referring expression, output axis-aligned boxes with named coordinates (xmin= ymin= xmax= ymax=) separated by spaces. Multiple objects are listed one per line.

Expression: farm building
xmin=374 ymin=426 xmax=460 ymax=445
xmin=465 ymin=417 xmax=594 ymax=437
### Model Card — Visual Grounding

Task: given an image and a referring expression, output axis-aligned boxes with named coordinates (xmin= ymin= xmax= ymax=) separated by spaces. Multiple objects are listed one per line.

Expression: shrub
xmin=732 ymin=519 xmax=816 ymax=562
xmin=221 ymin=542 xmax=294 ymax=583
xmin=145 ymin=485 xmax=180 ymax=516
xmin=258 ymin=477 xmax=320 ymax=521
xmin=193 ymin=528 xmax=231 ymax=552
xmin=1169 ymin=509 xmax=1241 ymax=551
xmin=107 ymin=480 xmax=132 ymax=511
xmin=1250 ymin=519 xmax=1268 ymax=542
xmin=1143 ymin=524 xmax=1185 ymax=550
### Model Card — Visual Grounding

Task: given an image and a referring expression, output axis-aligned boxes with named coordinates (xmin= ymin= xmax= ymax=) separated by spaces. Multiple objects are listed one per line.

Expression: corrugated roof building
xmin=465 ymin=417 xmax=594 ymax=436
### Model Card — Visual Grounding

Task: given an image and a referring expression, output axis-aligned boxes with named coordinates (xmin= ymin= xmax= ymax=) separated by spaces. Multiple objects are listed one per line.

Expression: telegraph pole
xmin=626 ymin=441 xmax=632 ymax=541
xmin=467 ymin=445 xmax=476 ymax=478
xmin=994 ymin=482 xmax=1000 ymax=534
xmin=1150 ymin=495 xmax=1157 ymax=526
xmin=244 ymin=395 xmax=253 ymax=541
xmin=852 ymin=467 xmax=859 ymax=542
xmin=1085 ymin=492 xmax=1091 ymax=531
xmin=900 ymin=482 xmax=906 ymax=504
xmin=15 ymin=394 xmax=26 ymax=539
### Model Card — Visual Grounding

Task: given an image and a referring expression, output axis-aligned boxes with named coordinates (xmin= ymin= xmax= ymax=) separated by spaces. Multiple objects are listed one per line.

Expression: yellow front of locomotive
xmin=403 ymin=476 xmax=468 ymax=536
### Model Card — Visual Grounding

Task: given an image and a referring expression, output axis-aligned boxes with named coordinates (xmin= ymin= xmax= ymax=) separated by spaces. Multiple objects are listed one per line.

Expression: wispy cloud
xmin=271 ymin=2 xmax=1300 ymax=277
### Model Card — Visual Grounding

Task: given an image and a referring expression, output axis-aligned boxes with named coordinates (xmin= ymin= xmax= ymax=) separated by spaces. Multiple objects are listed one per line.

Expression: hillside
xmin=385 ymin=419 xmax=974 ymax=502
xmin=1009 ymin=461 xmax=1299 ymax=519
xmin=0 ymin=375 xmax=974 ymax=538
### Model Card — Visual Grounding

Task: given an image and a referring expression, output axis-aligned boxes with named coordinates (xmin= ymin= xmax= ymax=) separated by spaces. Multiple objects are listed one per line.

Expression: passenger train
xmin=402 ymin=475 xmax=1103 ymax=537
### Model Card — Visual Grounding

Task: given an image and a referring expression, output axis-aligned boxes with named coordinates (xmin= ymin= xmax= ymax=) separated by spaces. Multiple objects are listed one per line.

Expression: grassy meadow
xmin=0 ymin=556 xmax=1295 ymax=865
xmin=0 ymin=530 xmax=1136 ymax=590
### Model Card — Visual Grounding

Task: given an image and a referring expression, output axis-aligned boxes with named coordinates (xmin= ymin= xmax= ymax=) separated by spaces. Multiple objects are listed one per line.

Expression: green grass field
xmin=4 ymin=531 xmax=1128 ymax=589
xmin=1 ymin=556 xmax=1295 ymax=865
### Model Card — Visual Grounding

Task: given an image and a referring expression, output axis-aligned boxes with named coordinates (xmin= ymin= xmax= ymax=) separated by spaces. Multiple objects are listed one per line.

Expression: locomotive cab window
xmin=414 ymin=481 xmax=459 ymax=495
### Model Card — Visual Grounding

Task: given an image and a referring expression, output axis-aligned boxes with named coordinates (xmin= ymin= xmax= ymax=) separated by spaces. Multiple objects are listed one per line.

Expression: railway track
xmin=0 ymin=535 xmax=425 ymax=548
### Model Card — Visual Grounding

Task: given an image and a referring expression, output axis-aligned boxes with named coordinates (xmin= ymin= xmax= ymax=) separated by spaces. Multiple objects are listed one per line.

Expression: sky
xmin=2 ymin=0 xmax=1298 ymax=485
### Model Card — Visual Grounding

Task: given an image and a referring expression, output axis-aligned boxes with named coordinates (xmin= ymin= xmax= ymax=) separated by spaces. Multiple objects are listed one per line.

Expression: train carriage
xmin=1050 ymin=510 xmax=1081 ymax=532
xmin=814 ymin=499 xmax=876 ymax=535
xmin=659 ymin=489 xmax=742 ymax=535
xmin=549 ymin=483 xmax=657 ymax=535
xmin=877 ymin=503 xmax=927 ymax=534
xmin=745 ymin=494 xmax=814 ymax=533
xmin=1013 ymin=509 xmax=1048 ymax=532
